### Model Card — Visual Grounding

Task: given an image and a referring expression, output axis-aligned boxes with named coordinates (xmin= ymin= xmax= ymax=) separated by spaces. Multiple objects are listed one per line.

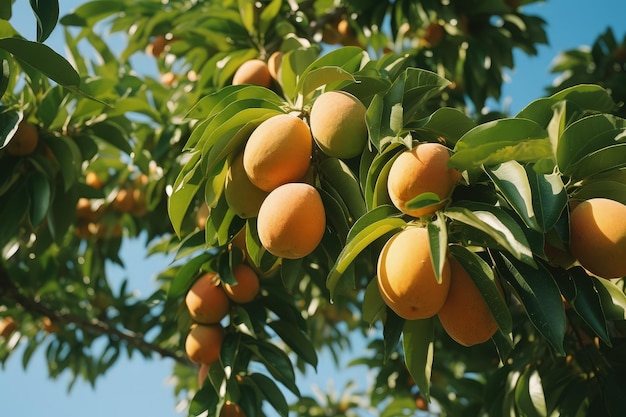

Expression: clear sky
xmin=2 ymin=1 xmax=626 ymax=416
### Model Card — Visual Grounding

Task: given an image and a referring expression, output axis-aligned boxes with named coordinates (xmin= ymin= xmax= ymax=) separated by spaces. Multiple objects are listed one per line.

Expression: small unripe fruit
xmin=185 ymin=323 xmax=224 ymax=365
xmin=232 ymin=59 xmax=272 ymax=88
xmin=243 ymin=114 xmax=312 ymax=192
xmin=387 ymin=143 xmax=460 ymax=217
xmin=310 ymin=91 xmax=368 ymax=159
xmin=6 ymin=121 xmax=38 ymax=156
xmin=257 ymin=183 xmax=326 ymax=259
xmin=377 ymin=227 xmax=451 ymax=320
xmin=185 ymin=272 xmax=231 ymax=324
xmin=569 ymin=198 xmax=626 ymax=278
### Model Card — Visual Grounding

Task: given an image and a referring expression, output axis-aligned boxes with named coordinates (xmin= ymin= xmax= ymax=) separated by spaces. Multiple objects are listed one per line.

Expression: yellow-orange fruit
xmin=185 ymin=273 xmax=231 ymax=324
xmin=76 ymin=198 xmax=105 ymax=222
xmin=161 ymin=72 xmax=176 ymax=87
xmin=377 ymin=227 xmax=451 ymax=320
xmin=225 ymin=152 xmax=269 ymax=218
xmin=0 ymin=317 xmax=17 ymax=339
xmin=86 ymin=171 xmax=104 ymax=189
xmin=6 ymin=121 xmax=38 ymax=156
xmin=243 ymin=114 xmax=312 ymax=192
xmin=232 ymin=59 xmax=272 ymax=88
xmin=437 ymin=257 xmax=499 ymax=346
xmin=310 ymin=91 xmax=368 ymax=159
xmin=196 ymin=202 xmax=211 ymax=230
xmin=267 ymin=51 xmax=282 ymax=81
xmin=257 ymin=183 xmax=326 ymax=259
xmin=185 ymin=323 xmax=224 ymax=365
xmin=112 ymin=188 xmax=135 ymax=212
xmin=387 ymin=143 xmax=460 ymax=217
xmin=220 ymin=401 xmax=246 ymax=417
xmin=130 ymin=188 xmax=147 ymax=216
xmin=223 ymin=264 xmax=260 ymax=304
xmin=569 ymin=198 xmax=626 ymax=278
xmin=42 ymin=316 xmax=59 ymax=334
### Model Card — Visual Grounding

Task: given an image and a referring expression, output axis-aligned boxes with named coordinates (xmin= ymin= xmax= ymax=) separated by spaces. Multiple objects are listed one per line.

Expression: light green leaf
xmin=169 ymin=152 xmax=203 ymax=237
xmin=451 ymin=118 xmax=551 ymax=171
xmin=514 ymin=367 xmax=547 ymax=417
xmin=362 ymin=278 xmax=386 ymax=326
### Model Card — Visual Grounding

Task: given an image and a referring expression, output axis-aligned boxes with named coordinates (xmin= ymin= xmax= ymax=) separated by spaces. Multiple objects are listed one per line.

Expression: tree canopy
xmin=2 ymin=1 xmax=626 ymax=416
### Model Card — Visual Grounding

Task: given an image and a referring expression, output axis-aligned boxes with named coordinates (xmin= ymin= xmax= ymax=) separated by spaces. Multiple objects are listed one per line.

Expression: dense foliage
xmin=1 ymin=1 xmax=626 ymax=416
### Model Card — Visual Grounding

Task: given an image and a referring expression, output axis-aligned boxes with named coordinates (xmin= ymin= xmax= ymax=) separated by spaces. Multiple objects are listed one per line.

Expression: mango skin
xmin=569 ymin=198 xmax=626 ymax=279
xmin=309 ymin=91 xmax=368 ymax=159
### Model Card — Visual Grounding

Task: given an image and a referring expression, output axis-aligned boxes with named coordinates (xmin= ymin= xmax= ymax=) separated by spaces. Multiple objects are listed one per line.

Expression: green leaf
xmin=556 ymin=114 xmax=626 ymax=175
xmin=427 ymin=213 xmax=447 ymax=284
xmin=514 ymin=367 xmax=547 ymax=417
xmin=594 ymin=277 xmax=626 ymax=321
xmin=451 ymin=118 xmax=551 ymax=171
xmin=568 ymin=143 xmax=626 ymax=181
xmin=553 ymin=266 xmax=610 ymax=345
xmin=88 ymin=120 xmax=132 ymax=154
xmin=268 ymin=320 xmax=318 ymax=369
xmin=403 ymin=318 xmax=435 ymax=400
xmin=238 ymin=0 xmax=256 ymax=37
xmin=300 ymin=66 xmax=356 ymax=101
xmin=30 ymin=0 xmax=59 ymax=42
xmin=327 ymin=209 xmax=406 ymax=299
xmin=411 ymin=107 xmax=476 ymax=147
xmin=485 ymin=161 xmax=541 ymax=231
xmin=169 ymin=152 xmax=203 ymax=237
xmin=280 ymin=46 xmax=321 ymax=102
xmin=516 ymin=84 xmax=617 ymax=127
xmin=249 ymin=373 xmax=289 ymax=417
xmin=247 ymin=339 xmax=300 ymax=397
xmin=27 ymin=171 xmax=51 ymax=227
xmin=362 ymin=277 xmax=386 ymax=326
xmin=445 ymin=202 xmax=535 ymax=266
xmin=0 ymin=38 xmax=80 ymax=87
xmin=572 ymin=180 xmax=626 ymax=205
xmin=318 ymin=158 xmax=366 ymax=222
xmin=167 ymin=252 xmax=215 ymax=299
xmin=59 ymin=1 xmax=124 ymax=26
xmin=0 ymin=107 xmax=21 ymax=149
xmin=258 ymin=0 xmax=281 ymax=37
xmin=364 ymin=143 xmax=403 ymax=209
xmin=526 ymin=166 xmax=568 ymax=232
xmin=496 ymin=253 xmax=566 ymax=354
xmin=406 ymin=192 xmax=441 ymax=211
xmin=449 ymin=245 xmax=512 ymax=334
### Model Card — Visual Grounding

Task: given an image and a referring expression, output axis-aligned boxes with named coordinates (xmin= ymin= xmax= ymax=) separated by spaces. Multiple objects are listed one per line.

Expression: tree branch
xmin=0 ymin=264 xmax=191 ymax=366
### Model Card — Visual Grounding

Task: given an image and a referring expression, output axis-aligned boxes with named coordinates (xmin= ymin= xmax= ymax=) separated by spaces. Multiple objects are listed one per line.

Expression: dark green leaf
xmin=496 ymin=253 xmax=566 ymax=354
xmin=403 ymin=318 xmax=435 ymax=400
xmin=0 ymin=38 xmax=79 ymax=86
xmin=26 ymin=171 xmax=51 ymax=227
xmin=526 ymin=165 xmax=568 ymax=232
xmin=268 ymin=320 xmax=318 ymax=369
xmin=249 ymin=373 xmax=289 ymax=417
xmin=168 ymin=252 xmax=215 ymax=299
xmin=29 ymin=0 xmax=59 ymax=42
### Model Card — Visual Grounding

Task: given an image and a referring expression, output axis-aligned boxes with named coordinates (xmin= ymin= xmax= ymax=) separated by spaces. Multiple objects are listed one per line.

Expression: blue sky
xmin=3 ymin=1 xmax=626 ymax=416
